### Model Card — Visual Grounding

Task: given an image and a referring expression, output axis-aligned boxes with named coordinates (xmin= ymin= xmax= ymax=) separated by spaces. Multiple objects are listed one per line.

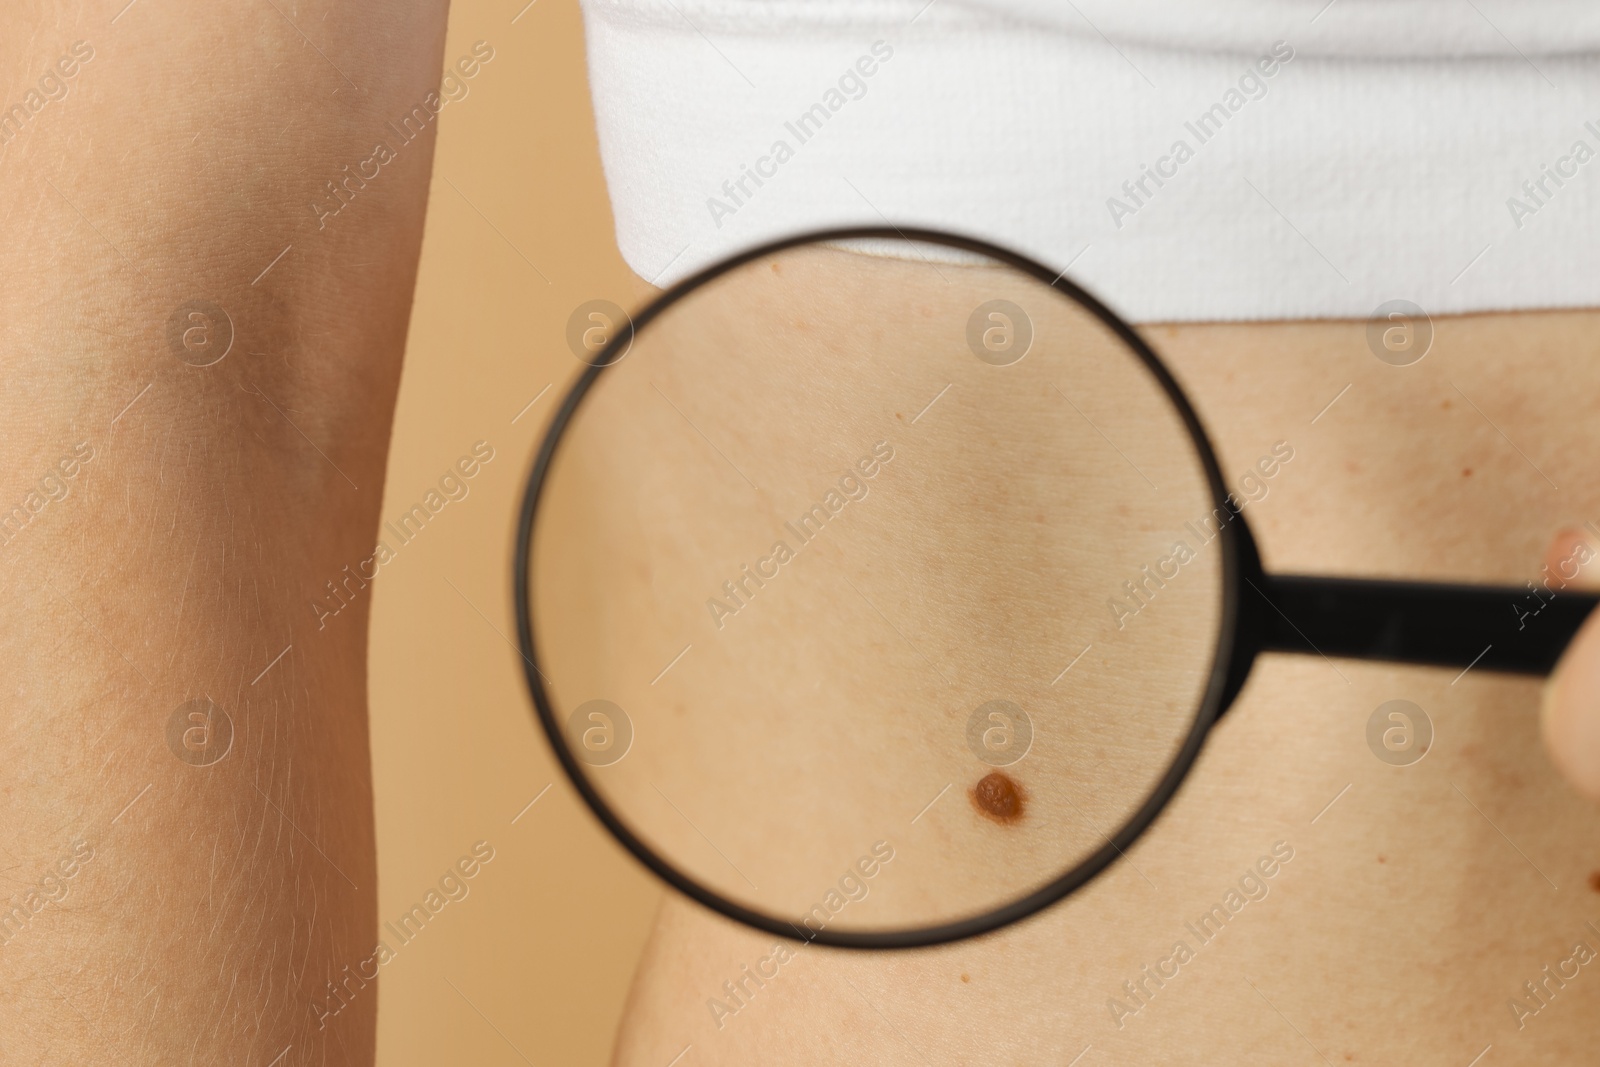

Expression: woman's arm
xmin=0 ymin=3 xmax=446 ymax=1062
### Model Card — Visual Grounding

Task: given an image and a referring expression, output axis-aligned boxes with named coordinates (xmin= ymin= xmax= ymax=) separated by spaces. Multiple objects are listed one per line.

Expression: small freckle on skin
xmin=1588 ymin=870 xmax=1600 ymax=893
xmin=971 ymin=771 xmax=1025 ymax=824
xmin=960 ymin=973 xmax=970 ymax=983
xmin=1377 ymin=855 xmax=1385 ymax=864
xmin=1461 ymin=468 xmax=1472 ymax=477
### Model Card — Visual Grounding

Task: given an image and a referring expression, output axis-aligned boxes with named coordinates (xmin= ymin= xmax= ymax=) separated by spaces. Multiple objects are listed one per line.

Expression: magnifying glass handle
xmin=1247 ymin=573 xmax=1599 ymax=676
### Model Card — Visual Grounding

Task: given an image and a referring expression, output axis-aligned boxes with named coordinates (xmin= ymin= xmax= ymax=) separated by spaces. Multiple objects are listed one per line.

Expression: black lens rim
xmin=512 ymin=226 xmax=1243 ymax=949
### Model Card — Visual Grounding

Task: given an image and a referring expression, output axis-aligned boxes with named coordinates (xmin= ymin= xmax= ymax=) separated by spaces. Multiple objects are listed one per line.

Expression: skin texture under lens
xmin=526 ymin=235 xmax=1231 ymax=940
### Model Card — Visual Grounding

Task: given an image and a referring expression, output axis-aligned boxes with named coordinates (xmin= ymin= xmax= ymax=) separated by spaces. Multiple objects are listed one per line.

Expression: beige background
xmin=369 ymin=1 xmax=659 ymax=1063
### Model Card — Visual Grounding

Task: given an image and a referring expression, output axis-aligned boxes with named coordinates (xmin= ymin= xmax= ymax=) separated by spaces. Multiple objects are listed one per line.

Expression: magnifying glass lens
xmin=529 ymin=235 xmax=1227 ymax=940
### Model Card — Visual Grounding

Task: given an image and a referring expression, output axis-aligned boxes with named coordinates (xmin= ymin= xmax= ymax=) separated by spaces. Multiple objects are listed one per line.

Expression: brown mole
xmin=1587 ymin=870 xmax=1600 ymax=894
xmin=971 ymin=771 xmax=1025 ymax=824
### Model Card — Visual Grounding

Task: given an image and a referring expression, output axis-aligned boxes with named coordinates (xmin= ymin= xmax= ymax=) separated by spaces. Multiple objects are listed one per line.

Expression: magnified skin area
xmin=534 ymin=245 xmax=1223 ymax=931
xmin=580 ymin=256 xmax=1600 ymax=1064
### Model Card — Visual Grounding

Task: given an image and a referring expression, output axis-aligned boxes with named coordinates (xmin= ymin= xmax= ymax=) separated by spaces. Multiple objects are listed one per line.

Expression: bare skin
xmin=601 ymin=264 xmax=1600 ymax=1064
xmin=0 ymin=3 xmax=447 ymax=1062
xmin=6 ymin=6 xmax=1599 ymax=1064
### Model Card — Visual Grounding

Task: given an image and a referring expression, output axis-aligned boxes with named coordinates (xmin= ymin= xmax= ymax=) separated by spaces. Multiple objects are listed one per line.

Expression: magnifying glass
xmin=513 ymin=227 xmax=1597 ymax=949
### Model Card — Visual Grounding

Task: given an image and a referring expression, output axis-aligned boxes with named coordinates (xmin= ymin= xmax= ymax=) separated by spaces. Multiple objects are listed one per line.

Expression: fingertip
xmin=1543 ymin=608 xmax=1600 ymax=802
xmin=1541 ymin=525 xmax=1600 ymax=591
